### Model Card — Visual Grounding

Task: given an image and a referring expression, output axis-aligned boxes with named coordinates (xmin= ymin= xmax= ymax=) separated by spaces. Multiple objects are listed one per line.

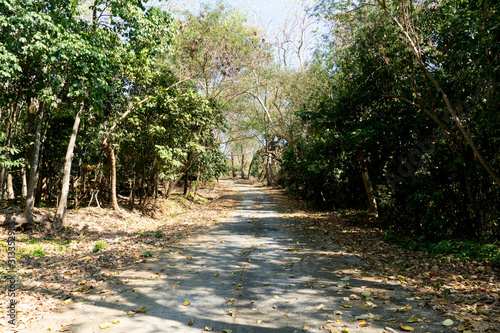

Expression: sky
xmin=155 ymin=0 xmax=321 ymax=65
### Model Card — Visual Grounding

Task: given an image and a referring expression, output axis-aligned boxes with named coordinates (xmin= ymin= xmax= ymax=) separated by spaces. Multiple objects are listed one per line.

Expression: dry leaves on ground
xmin=0 ymin=182 xmax=241 ymax=331
xmin=259 ymin=184 xmax=500 ymax=332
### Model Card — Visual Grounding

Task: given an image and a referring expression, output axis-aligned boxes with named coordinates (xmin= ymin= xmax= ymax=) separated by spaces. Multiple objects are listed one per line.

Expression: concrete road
xmin=30 ymin=181 xmax=451 ymax=333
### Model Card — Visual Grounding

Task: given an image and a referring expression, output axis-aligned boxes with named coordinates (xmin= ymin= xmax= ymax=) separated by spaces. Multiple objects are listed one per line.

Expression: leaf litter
xmin=0 ymin=182 xmax=241 ymax=331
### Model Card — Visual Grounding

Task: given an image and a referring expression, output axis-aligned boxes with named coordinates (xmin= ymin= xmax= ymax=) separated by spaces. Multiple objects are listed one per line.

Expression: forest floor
xmin=0 ymin=181 xmax=241 ymax=331
xmin=259 ymin=185 xmax=500 ymax=332
xmin=1 ymin=179 xmax=499 ymax=332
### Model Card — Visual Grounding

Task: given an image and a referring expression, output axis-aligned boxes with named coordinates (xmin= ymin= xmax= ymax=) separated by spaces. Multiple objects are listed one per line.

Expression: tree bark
xmin=183 ymin=169 xmax=189 ymax=195
xmin=21 ymin=166 xmax=27 ymax=200
xmin=54 ymin=102 xmax=84 ymax=228
xmin=240 ymin=147 xmax=246 ymax=179
xmin=102 ymin=141 xmax=120 ymax=210
xmin=359 ymin=153 xmax=378 ymax=217
xmin=6 ymin=173 xmax=14 ymax=199
xmin=23 ymin=103 xmax=44 ymax=228
xmin=265 ymin=153 xmax=273 ymax=186
xmin=247 ymin=154 xmax=255 ymax=179
xmin=231 ymin=154 xmax=236 ymax=178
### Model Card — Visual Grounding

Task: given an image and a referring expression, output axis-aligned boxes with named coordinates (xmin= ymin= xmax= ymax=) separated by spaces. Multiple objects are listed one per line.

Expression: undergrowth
xmin=383 ymin=229 xmax=500 ymax=267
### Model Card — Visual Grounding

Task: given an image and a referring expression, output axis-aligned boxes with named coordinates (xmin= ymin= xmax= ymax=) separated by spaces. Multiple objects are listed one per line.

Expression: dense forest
xmin=1 ymin=0 xmax=499 ymax=245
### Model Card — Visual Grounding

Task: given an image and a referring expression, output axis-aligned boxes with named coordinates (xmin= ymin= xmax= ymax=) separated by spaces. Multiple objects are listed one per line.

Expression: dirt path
xmin=29 ymin=181 xmax=452 ymax=332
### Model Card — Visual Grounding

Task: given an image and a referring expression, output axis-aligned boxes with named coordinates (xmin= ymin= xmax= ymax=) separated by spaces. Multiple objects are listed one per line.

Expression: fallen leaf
xmin=407 ymin=317 xmax=423 ymax=323
xmin=204 ymin=327 xmax=213 ymax=331
xmin=263 ymin=282 xmax=271 ymax=286
xmin=183 ymin=301 xmax=191 ymax=306
xmin=400 ymin=323 xmax=415 ymax=331
xmin=398 ymin=304 xmax=412 ymax=312
xmin=442 ymin=319 xmax=454 ymax=326
xmin=364 ymin=301 xmax=377 ymax=308
xmin=316 ymin=304 xmax=325 ymax=310
xmin=99 ymin=322 xmax=118 ymax=329
xmin=188 ymin=319 xmax=194 ymax=325
xmin=340 ymin=277 xmax=350 ymax=281
xmin=138 ymin=306 xmax=146 ymax=313
xmin=303 ymin=325 xmax=310 ymax=331
xmin=341 ymin=302 xmax=352 ymax=308
xmin=358 ymin=320 xmax=370 ymax=327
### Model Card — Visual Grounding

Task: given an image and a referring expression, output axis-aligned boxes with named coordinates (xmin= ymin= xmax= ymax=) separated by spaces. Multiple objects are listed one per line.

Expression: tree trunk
xmin=23 ymin=103 xmax=44 ymax=228
xmin=359 ymin=153 xmax=378 ymax=217
xmin=240 ymin=148 xmax=246 ymax=179
xmin=0 ymin=168 xmax=5 ymax=203
xmin=247 ymin=154 xmax=256 ymax=179
xmin=6 ymin=173 xmax=14 ymax=199
xmin=21 ymin=166 xmax=27 ymax=200
xmin=102 ymin=141 xmax=119 ymax=210
xmin=266 ymin=153 xmax=273 ymax=186
xmin=183 ymin=169 xmax=189 ymax=195
xmin=54 ymin=102 xmax=84 ymax=228
xmin=165 ymin=178 xmax=180 ymax=199
xmin=231 ymin=154 xmax=236 ymax=178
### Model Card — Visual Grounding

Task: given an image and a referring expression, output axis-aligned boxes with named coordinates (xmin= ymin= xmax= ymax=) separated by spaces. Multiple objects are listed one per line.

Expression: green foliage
xmin=153 ymin=231 xmax=163 ymax=238
xmin=32 ymin=246 xmax=45 ymax=257
xmin=280 ymin=0 xmax=500 ymax=240
xmin=383 ymin=230 xmax=500 ymax=267
xmin=142 ymin=250 xmax=153 ymax=257
xmin=92 ymin=240 xmax=106 ymax=253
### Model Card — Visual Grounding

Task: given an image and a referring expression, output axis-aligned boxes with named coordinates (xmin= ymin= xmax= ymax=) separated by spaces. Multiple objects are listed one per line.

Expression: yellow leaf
xmin=341 ymin=302 xmax=352 ymax=308
xmin=99 ymin=322 xmax=116 ymax=329
xmin=183 ymin=301 xmax=191 ymax=306
xmin=64 ymin=299 xmax=72 ymax=304
xmin=139 ymin=306 xmax=146 ymax=313
xmin=188 ymin=319 xmax=194 ymax=325
xmin=204 ymin=327 xmax=213 ymax=331
xmin=358 ymin=320 xmax=370 ymax=327
xmin=400 ymin=323 xmax=415 ymax=331
xmin=303 ymin=325 xmax=310 ymax=331
xmin=407 ymin=317 xmax=423 ymax=323
xmin=263 ymin=282 xmax=271 ymax=286
xmin=214 ymin=273 xmax=219 ymax=277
